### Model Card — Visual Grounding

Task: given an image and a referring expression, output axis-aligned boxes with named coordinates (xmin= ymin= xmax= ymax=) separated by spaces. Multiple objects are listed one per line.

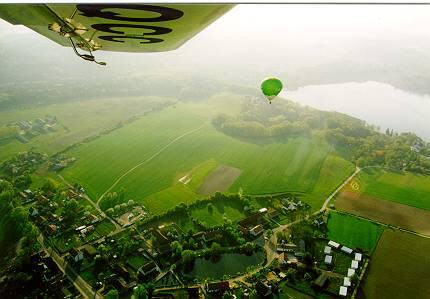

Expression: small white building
xmin=351 ymin=260 xmax=359 ymax=269
xmin=324 ymin=255 xmax=333 ymax=265
xmin=341 ymin=246 xmax=353 ymax=254
xmin=343 ymin=277 xmax=351 ymax=287
xmin=328 ymin=240 xmax=340 ymax=249
xmin=324 ymin=246 xmax=332 ymax=255
xmin=339 ymin=286 xmax=348 ymax=297
xmin=347 ymin=268 xmax=356 ymax=277
xmin=259 ymin=207 xmax=268 ymax=213
xmin=355 ymin=252 xmax=362 ymax=262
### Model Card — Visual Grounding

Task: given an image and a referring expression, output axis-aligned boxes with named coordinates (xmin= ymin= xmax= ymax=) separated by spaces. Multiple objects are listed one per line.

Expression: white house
xmin=324 ymin=246 xmax=332 ymax=255
xmin=355 ymin=253 xmax=362 ymax=262
xmin=339 ymin=286 xmax=348 ymax=297
xmin=324 ymin=255 xmax=333 ymax=265
xmin=341 ymin=246 xmax=353 ymax=254
xmin=351 ymin=260 xmax=359 ymax=269
xmin=347 ymin=268 xmax=356 ymax=277
xmin=328 ymin=240 xmax=340 ymax=248
xmin=343 ymin=277 xmax=351 ymax=287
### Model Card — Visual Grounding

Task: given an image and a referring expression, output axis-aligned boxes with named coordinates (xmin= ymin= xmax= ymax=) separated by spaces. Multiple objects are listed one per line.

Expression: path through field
xmin=96 ymin=123 xmax=207 ymax=206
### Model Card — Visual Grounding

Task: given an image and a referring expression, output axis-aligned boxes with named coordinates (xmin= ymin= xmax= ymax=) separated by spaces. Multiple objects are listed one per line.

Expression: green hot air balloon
xmin=261 ymin=77 xmax=283 ymax=104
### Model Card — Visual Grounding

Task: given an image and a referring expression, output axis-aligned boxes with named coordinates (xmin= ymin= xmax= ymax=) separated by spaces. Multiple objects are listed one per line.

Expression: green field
xmin=0 ymin=96 xmax=172 ymax=162
xmin=353 ymin=169 xmax=430 ymax=211
xmin=363 ymin=229 xmax=430 ymax=299
xmin=327 ymin=212 xmax=384 ymax=253
xmin=60 ymin=97 xmax=354 ymax=215
xmin=191 ymin=200 xmax=246 ymax=227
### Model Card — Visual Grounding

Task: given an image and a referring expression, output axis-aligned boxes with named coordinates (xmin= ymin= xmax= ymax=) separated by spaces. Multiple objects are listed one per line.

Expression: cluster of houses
xmin=13 ymin=116 xmax=58 ymax=143
xmin=0 ymin=251 xmax=79 ymax=298
xmin=2 ymin=151 xmax=46 ymax=177
xmin=238 ymin=207 xmax=279 ymax=237
xmin=324 ymin=240 xmax=364 ymax=297
xmin=28 ymin=187 xmax=101 ymax=241
xmin=49 ymin=155 xmax=76 ymax=171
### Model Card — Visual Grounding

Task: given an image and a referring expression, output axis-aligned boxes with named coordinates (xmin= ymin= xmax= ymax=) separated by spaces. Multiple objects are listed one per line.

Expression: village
xmin=6 ymin=173 xmax=370 ymax=298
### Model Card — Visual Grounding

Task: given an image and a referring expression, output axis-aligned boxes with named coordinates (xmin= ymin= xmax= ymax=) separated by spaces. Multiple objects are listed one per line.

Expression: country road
xmin=37 ymin=234 xmax=101 ymax=299
xmin=96 ymin=123 xmax=207 ymax=206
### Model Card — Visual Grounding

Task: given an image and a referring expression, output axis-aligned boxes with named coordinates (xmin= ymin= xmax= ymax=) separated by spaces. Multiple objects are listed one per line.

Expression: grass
xmin=61 ymin=98 xmax=354 ymax=215
xmin=327 ymin=211 xmax=384 ymax=253
xmin=363 ymin=229 xmax=430 ymax=299
xmin=0 ymin=96 xmax=172 ymax=163
xmin=127 ymin=255 xmax=147 ymax=271
xmin=94 ymin=220 xmax=116 ymax=236
xmin=191 ymin=200 xmax=246 ymax=227
xmin=353 ymin=168 xmax=430 ymax=211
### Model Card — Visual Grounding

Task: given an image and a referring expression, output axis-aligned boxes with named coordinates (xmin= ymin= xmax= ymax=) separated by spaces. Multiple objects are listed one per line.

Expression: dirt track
xmin=336 ymin=191 xmax=430 ymax=236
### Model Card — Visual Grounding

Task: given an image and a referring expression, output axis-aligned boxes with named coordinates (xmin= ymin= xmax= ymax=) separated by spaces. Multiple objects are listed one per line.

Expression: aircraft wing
xmin=0 ymin=4 xmax=233 ymax=53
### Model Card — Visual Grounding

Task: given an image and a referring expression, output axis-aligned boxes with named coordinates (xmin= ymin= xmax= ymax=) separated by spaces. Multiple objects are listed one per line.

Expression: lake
xmin=189 ymin=251 xmax=265 ymax=279
xmin=282 ymin=81 xmax=430 ymax=140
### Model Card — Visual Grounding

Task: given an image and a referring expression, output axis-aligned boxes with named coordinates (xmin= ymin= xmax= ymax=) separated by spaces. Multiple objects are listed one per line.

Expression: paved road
xmin=96 ymin=123 xmax=207 ymax=206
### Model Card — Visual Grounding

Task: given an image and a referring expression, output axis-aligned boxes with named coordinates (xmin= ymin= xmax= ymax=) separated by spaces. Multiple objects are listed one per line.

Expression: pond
xmin=282 ymin=81 xmax=430 ymax=140
xmin=189 ymin=251 xmax=265 ymax=280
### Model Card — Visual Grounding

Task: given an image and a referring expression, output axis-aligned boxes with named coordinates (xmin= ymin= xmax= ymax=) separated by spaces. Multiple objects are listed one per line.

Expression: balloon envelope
xmin=261 ymin=77 xmax=283 ymax=102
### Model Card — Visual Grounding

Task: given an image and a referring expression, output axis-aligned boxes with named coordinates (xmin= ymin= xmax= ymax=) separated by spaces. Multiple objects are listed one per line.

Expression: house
xmin=259 ymin=208 xmax=268 ymax=214
xmin=313 ymin=218 xmax=324 ymax=227
xmin=341 ymin=246 xmax=353 ymax=255
xmin=115 ymin=264 xmax=130 ymax=280
xmin=69 ymin=249 xmax=84 ymax=264
xmin=351 ymin=260 xmax=359 ymax=269
xmin=277 ymin=243 xmax=297 ymax=253
xmin=86 ymin=214 xmax=99 ymax=224
xmin=324 ymin=246 xmax=332 ymax=255
xmin=339 ymin=286 xmax=348 ymax=297
xmin=256 ymin=281 xmax=272 ymax=297
xmin=238 ymin=213 xmax=264 ymax=234
xmin=328 ymin=240 xmax=340 ymax=249
xmin=347 ymin=268 xmax=355 ymax=277
xmin=313 ymin=273 xmax=329 ymax=290
xmin=324 ymin=255 xmax=333 ymax=265
xmin=279 ymin=252 xmax=298 ymax=267
xmin=138 ymin=261 xmax=158 ymax=278
xmin=354 ymin=253 xmax=362 ymax=262
xmin=249 ymin=224 xmax=264 ymax=237
xmin=30 ymin=207 xmax=39 ymax=217
xmin=207 ymin=281 xmax=229 ymax=296
xmin=47 ymin=224 xmax=57 ymax=235
xmin=343 ymin=277 xmax=351 ymax=287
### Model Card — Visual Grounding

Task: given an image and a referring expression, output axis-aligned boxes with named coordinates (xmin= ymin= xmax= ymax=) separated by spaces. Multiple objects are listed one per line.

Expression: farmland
xmin=0 ymin=96 xmax=173 ymax=162
xmin=61 ymin=98 xmax=355 ymax=215
xmin=336 ymin=191 xmax=430 ymax=236
xmin=363 ymin=229 xmax=430 ymax=299
xmin=327 ymin=211 xmax=384 ymax=253
xmin=350 ymin=169 xmax=430 ymax=211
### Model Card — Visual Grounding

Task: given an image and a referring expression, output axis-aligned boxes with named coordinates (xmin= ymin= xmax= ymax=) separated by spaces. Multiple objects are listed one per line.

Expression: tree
xmin=170 ymin=240 xmax=183 ymax=256
xmin=211 ymin=242 xmax=221 ymax=254
xmin=106 ymin=289 xmax=119 ymax=299
xmin=207 ymin=202 xmax=214 ymax=213
xmin=181 ymin=249 xmax=194 ymax=264
xmin=133 ymin=284 xmax=148 ymax=299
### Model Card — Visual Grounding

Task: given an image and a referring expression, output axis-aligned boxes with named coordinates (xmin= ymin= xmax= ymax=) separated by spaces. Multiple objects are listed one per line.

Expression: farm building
xmin=324 ymin=255 xmax=333 ymax=265
xmin=355 ymin=253 xmax=362 ymax=262
xmin=259 ymin=207 xmax=268 ymax=213
xmin=313 ymin=273 xmax=329 ymax=290
xmin=277 ymin=243 xmax=297 ymax=253
xmin=351 ymin=260 xmax=359 ymax=269
xmin=341 ymin=246 xmax=353 ymax=254
xmin=324 ymin=246 xmax=332 ymax=255
xmin=347 ymin=268 xmax=356 ymax=277
xmin=328 ymin=240 xmax=340 ymax=248
xmin=249 ymin=224 xmax=264 ymax=236
xmin=343 ymin=277 xmax=351 ymax=287
xmin=339 ymin=286 xmax=348 ymax=297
